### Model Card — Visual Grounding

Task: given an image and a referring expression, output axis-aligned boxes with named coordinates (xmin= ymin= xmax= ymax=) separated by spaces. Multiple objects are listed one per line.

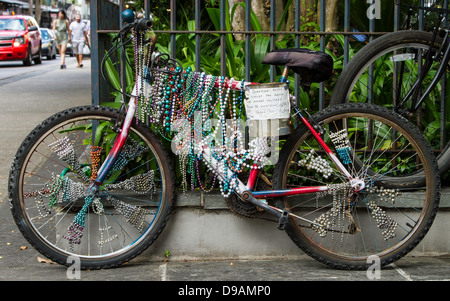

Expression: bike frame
xmin=88 ymin=67 xmax=357 ymax=211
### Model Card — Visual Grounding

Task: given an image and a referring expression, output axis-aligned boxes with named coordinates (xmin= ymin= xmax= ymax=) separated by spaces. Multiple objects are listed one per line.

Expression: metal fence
xmin=91 ymin=0 xmax=447 ymax=110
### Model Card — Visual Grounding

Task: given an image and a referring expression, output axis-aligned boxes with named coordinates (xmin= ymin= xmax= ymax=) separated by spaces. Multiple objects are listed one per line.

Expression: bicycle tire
xmin=330 ymin=30 xmax=450 ymax=180
xmin=273 ymin=103 xmax=440 ymax=270
xmin=9 ymin=105 xmax=174 ymax=269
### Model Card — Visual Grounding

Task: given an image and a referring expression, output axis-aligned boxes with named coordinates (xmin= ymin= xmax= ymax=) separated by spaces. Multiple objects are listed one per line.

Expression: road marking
xmin=390 ymin=263 xmax=413 ymax=281
xmin=159 ymin=263 xmax=167 ymax=281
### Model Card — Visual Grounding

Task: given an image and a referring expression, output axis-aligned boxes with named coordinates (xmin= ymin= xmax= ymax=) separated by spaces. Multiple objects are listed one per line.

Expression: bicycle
xmin=8 ymin=11 xmax=440 ymax=271
xmin=331 ymin=1 xmax=450 ymax=185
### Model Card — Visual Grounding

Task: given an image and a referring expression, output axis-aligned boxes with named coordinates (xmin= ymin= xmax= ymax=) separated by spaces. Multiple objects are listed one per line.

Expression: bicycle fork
xmin=87 ymin=98 xmax=138 ymax=194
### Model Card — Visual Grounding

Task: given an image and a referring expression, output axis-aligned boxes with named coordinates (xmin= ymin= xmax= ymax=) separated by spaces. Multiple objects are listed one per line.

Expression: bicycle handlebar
xmin=135 ymin=18 xmax=153 ymax=31
xmin=111 ymin=17 xmax=153 ymax=44
xmin=102 ymin=12 xmax=156 ymax=99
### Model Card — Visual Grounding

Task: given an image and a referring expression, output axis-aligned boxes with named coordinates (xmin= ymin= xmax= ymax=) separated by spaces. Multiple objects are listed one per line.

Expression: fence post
xmin=90 ymin=0 xmax=100 ymax=106
xmin=245 ymin=0 xmax=251 ymax=81
xmin=294 ymin=0 xmax=301 ymax=106
xmin=270 ymin=0 xmax=276 ymax=82
xmin=344 ymin=0 xmax=350 ymax=66
xmin=319 ymin=0 xmax=326 ymax=109
xmin=195 ymin=0 xmax=201 ymax=72
xmin=220 ymin=0 xmax=226 ymax=76
xmin=394 ymin=0 xmax=400 ymax=31
xmin=144 ymin=0 xmax=151 ymax=18
xmin=170 ymin=0 xmax=176 ymax=59
xmin=441 ymin=0 xmax=448 ymax=148
xmin=119 ymin=0 xmax=126 ymax=104
xmin=90 ymin=0 xmax=120 ymax=106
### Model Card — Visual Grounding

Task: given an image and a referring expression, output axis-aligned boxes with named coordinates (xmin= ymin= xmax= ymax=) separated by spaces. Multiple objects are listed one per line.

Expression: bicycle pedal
xmin=277 ymin=209 xmax=290 ymax=230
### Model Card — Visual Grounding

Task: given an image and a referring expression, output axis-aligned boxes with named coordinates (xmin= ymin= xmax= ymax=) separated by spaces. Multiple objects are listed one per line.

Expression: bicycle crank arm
xmin=241 ymin=191 xmax=321 ymax=230
xmin=242 ymin=191 xmax=281 ymax=217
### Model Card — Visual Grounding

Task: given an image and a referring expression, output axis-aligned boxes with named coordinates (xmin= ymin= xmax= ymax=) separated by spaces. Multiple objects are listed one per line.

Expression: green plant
xmin=163 ymin=249 xmax=170 ymax=262
xmin=99 ymin=3 xmax=384 ymax=186
xmin=101 ymin=33 xmax=136 ymax=109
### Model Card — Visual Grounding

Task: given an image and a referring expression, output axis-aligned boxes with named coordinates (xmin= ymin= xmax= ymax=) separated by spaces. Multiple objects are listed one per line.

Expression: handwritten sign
xmin=244 ymin=83 xmax=290 ymax=120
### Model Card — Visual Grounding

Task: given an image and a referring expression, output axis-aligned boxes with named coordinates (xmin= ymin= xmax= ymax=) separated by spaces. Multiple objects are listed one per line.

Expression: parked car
xmin=39 ymin=28 xmax=56 ymax=60
xmin=0 ymin=15 xmax=42 ymax=65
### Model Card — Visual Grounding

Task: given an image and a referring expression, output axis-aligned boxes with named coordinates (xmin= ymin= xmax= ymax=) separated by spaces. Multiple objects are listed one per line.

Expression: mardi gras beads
xmin=90 ymin=146 xmax=102 ymax=181
xmin=135 ymin=61 xmax=273 ymax=196
xmin=49 ymin=137 xmax=90 ymax=183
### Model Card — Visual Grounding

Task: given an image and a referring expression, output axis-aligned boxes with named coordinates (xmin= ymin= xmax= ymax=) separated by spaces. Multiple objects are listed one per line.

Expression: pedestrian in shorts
xmin=69 ymin=14 xmax=89 ymax=68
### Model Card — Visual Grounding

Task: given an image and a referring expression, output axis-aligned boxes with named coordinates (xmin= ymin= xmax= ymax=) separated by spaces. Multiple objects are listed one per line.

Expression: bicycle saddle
xmin=262 ymin=48 xmax=333 ymax=83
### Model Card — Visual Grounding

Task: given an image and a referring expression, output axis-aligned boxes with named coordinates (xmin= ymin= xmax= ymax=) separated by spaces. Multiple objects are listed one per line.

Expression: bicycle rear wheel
xmin=330 ymin=30 xmax=450 ymax=180
xmin=273 ymin=103 xmax=440 ymax=270
xmin=9 ymin=106 xmax=174 ymax=269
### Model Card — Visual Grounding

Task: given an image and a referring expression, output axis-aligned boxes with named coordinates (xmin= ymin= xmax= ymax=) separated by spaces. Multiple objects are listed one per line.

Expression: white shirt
xmin=70 ymin=21 xmax=86 ymax=42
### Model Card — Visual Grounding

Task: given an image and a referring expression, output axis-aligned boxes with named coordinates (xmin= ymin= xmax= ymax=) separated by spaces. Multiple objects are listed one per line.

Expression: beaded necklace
xmin=136 ymin=60 xmax=268 ymax=197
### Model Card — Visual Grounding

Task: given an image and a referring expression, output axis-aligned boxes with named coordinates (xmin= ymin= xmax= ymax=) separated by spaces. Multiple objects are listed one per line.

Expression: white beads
xmin=311 ymin=183 xmax=350 ymax=239
xmin=367 ymin=200 xmax=398 ymax=240
xmin=104 ymin=170 xmax=155 ymax=195
xmin=366 ymin=186 xmax=401 ymax=204
xmin=49 ymin=137 xmax=90 ymax=183
xmin=329 ymin=129 xmax=352 ymax=164
xmin=298 ymin=149 xmax=333 ymax=178
xmin=109 ymin=196 xmax=148 ymax=233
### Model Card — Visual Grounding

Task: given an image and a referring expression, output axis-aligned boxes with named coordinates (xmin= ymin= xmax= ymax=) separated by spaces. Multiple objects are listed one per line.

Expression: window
xmin=40 ymin=29 xmax=50 ymax=39
xmin=0 ymin=19 xmax=26 ymax=31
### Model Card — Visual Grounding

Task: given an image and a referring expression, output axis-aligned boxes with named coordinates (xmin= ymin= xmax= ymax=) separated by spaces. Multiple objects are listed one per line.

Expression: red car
xmin=0 ymin=15 xmax=42 ymax=66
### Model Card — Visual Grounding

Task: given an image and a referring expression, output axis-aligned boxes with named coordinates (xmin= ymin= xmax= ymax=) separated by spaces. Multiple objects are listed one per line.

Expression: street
xmin=0 ymin=56 xmax=61 ymax=82
xmin=0 ymin=55 xmax=90 ymax=194
xmin=0 ymin=54 xmax=449 ymax=284
xmin=0 ymin=55 xmax=92 ymax=281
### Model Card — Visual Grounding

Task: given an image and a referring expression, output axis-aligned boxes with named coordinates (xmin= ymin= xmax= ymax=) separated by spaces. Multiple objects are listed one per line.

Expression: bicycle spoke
xmin=275 ymin=104 xmax=439 ymax=269
xmin=11 ymin=110 xmax=171 ymax=265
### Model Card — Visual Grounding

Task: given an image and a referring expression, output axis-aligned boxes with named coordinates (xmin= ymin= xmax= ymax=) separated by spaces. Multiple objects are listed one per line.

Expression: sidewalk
xmin=0 ymin=205 xmax=449 ymax=282
xmin=0 ymin=57 xmax=449 ymax=282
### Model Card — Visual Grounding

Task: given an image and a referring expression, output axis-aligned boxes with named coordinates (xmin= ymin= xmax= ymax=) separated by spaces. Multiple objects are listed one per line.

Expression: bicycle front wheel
xmin=330 ymin=30 xmax=450 ymax=179
xmin=273 ymin=103 xmax=440 ymax=270
xmin=9 ymin=106 xmax=174 ymax=269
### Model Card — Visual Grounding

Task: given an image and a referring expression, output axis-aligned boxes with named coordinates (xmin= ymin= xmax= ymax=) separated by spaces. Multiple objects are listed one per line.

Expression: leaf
xmin=380 ymin=140 xmax=393 ymax=150
xmin=101 ymin=101 xmax=122 ymax=109
xmin=94 ymin=121 xmax=110 ymax=147
xmin=252 ymin=34 xmax=270 ymax=76
xmin=206 ymin=8 xmax=220 ymax=32
xmin=37 ymin=256 xmax=55 ymax=264
xmin=103 ymin=52 xmax=120 ymax=91
xmin=276 ymin=0 xmax=294 ymax=32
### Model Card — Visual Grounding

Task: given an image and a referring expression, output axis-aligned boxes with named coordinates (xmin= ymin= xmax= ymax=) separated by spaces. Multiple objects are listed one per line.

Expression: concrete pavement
xmin=0 ymin=56 xmax=449 ymax=283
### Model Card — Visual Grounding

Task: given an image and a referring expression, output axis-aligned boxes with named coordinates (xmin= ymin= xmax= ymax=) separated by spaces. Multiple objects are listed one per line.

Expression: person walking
xmin=69 ymin=14 xmax=89 ymax=68
xmin=52 ymin=10 xmax=70 ymax=69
